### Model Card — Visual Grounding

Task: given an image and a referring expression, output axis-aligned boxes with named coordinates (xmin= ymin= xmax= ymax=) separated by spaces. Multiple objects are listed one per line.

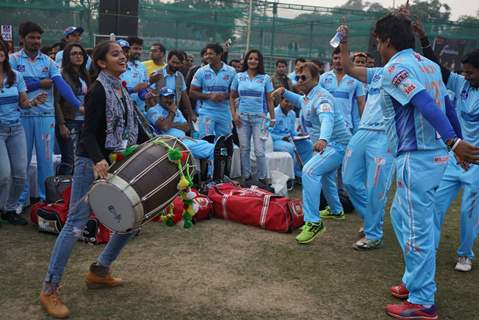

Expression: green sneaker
xmin=352 ymin=237 xmax=383 ymax=250
xmin=295 ymin=221 xmax=326 ymax=244
xmin=319 ymin=207 xmax=345 ymax=220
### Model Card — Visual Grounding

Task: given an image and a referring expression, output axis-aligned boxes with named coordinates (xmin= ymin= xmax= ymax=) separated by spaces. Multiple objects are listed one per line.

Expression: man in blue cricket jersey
xmin=55 ymin=26 xmax=92 ymax=70
xmin=337 ymin=27 xmax=394 ymax=251
xmin=369 ymin=15 xmax=479 ymax=320
xmin=269 ymin=96 xmax=312 ymax=178
xmin=151 ymin=50 xmax=196 ymax=124
xmin=411 ymin=19 xmax=479 ymax=273
xmin=320 ymin=47 xmax=366 ymax=133
xmin=117 ymin=38 xmax=149 ymax=114
xmin=9 ymin=21 xmax=82 ymax=208
xmin=147 ymin=87 xmax=217 ymax=175
xmin=272 ymin=62 xmax=352 ymax=244
xmin=189 ymin=43 xmax=236 ymax=138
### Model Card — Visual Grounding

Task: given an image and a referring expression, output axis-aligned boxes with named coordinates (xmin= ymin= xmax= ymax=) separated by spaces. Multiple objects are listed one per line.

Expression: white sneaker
xmin=454 ymin=256 xmax=472 ymax=272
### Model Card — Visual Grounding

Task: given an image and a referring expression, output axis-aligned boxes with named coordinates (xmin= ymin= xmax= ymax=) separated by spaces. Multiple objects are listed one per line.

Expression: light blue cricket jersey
xmin=446 ymin=72 xmax=479 ymax=146
xmin=121 ymin=60 xmax=148 ymax=112
xmin=381 ymin=48 xmax=449 ymax=156
xmin=191 ymin=62 xmax=236 ymax=121
xmin=0 ymin=70 xmax=27 ymax=125
xmin=284 ymin=84 xmax=351 ymax=146
xmin=358 ymin=67 xmax=385 ymax=131
xmin=231 ymin=71 xmax=273 ymax=114
xmin=9 ymin=49 xmax=61 ymax=117
xmin=320 ymin=70 xmax=365 ymax=130
xmin=269 ymin=105 xmax=297 ymax=141
xmin=146 ymin=103 xmax=187 ymax=139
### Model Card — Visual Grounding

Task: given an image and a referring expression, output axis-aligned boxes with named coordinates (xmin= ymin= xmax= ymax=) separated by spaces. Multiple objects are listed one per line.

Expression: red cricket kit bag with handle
xmin=208 ymin=182 xmax=303 ymax=233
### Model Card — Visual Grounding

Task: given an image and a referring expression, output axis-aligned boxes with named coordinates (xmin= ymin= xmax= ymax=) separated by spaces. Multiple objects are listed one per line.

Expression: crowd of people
xmin=1 ymin=4 xmax=479 ymax=319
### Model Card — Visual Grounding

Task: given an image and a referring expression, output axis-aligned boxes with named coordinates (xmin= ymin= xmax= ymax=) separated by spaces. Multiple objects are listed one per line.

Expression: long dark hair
xmin=0 ymin=40 xmax=16 ymax=88
xmin=61 ymin=42 xmax=90 ymax=91
xmin=242 ymin=49 xmax=265 ymax=75
xmin=91 ymin=40 xmax=117 ymax=80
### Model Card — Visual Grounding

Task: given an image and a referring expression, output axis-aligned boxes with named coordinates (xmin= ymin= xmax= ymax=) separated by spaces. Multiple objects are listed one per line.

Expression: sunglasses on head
xmin=295 ymin=75 xmax=309 ymax=82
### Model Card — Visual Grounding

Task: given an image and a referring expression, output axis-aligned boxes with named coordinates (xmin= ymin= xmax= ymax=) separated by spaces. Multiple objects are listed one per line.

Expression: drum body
xmin=88 ymin=136 xmax=193 ymax=233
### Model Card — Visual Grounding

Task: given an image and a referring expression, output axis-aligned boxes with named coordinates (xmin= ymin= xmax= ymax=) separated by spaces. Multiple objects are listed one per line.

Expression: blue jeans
xmin=44 ymin=156 xmax=135 ymax=285
xmin=237 ymin=113 xmax=267 ymax=180
xmin=0 ymin=124 xmax=28 ymax=211
xmin=56 ymin=120 xmax=83 ymax=175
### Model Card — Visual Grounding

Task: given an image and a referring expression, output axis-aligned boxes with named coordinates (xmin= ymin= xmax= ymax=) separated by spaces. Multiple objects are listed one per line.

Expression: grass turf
xmin=0 ymin=191 xmax=477 ymax=320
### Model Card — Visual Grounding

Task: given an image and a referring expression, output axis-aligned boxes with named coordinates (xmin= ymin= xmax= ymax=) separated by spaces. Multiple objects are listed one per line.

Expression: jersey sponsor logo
xmin=392 ymin=70 xmax=409 ymax=86
xmin=319 ymin=103 xmax=332 ymax=113
xmin=222 ymin=75 xmax=230 ymax=81
xmin=419 ymin=65 xmax=436 ymax=74
xmin=372 ymin=74 xmax=381 ymax=82
xmin=204 ymin=74 xmax=212 ymax=80
xmin=387 ymin=65 xmax=396 ymax=73
xmin=434 ymin=156 xmax=449 ymax=164
xmin=239 ymin=76 xmax=246 ymax=81
xmin=347 ymin=79 xmax=354 ymax=85
xmin=400 ymin=80 xmax=416 ymax=96
xmin=324 ymin=77 xmax=333 ymax=83
xmin=256 ymin=79 xmax=263 ymax=83
xmin=16 ymin=64 xmax=25 ymax=72
xmin=413 ymin=52 xmax=423 ymax=61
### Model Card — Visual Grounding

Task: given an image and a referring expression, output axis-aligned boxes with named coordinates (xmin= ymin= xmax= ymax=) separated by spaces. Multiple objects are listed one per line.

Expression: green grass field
xmin=1 ymin=191 xmax=477 ymax=320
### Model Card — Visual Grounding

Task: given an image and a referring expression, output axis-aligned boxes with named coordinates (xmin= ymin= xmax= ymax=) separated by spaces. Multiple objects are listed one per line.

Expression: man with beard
xmin=9 ymin=21 xmax=82 ymax=210
xmin=152 ymin=50 xmax=196 ymax=123
xmin=118 ymin=38 xmax=149 ymax=114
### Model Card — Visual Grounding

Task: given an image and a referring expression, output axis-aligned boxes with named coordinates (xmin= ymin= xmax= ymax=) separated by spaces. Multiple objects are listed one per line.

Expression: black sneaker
xmin=1 ymin=211 xmax=28 ymax=225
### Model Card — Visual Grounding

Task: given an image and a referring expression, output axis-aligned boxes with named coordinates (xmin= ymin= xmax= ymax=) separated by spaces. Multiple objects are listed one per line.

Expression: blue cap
xmin=116 ymin=39 xmax=130 ymax=48
xmin=159 ymin=87 xmax=175 ymax=97
xmin=64 ymin=26 xmax=84 ymax=37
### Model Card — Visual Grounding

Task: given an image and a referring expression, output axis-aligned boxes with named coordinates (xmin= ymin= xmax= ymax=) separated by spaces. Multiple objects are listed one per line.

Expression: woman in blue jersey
xmin=230 ymin=49 xmax=275 ymax=183
xmin=0 ymin=40 xmax=46 ymax=225
xmin=55 ymin=42 xmax=90 ymax=175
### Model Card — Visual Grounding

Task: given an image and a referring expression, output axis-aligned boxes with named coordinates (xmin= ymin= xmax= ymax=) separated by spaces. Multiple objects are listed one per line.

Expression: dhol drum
xmin=88 ymin=135 xmax=194 ymax=233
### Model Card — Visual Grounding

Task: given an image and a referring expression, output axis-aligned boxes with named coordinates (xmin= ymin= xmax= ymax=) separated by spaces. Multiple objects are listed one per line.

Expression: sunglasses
xmin=295 ymin=75 xmax=310 ymax=82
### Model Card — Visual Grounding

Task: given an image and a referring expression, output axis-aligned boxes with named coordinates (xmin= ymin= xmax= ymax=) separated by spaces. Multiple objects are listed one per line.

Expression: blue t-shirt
xmin=0 ymin=70 xmax=27 ymax=125
xmin=284 ymin=84 xmax=351 ymax=146
xmin=320 ymin=71 xmax=365 ymax=131
xmin=121 ymin=60 xmax=148 ymax=113
xmin=231 ymin=72 xmax=273 ymax=114
xmin=9 ymin=49 xmax=61 ymax=117
xmin=146 ymin=104 xmax=187 ymax=139
xmin=446 ymin=72 xmax=479 ymax=146
xmin=55 ymin=50 xmax=92 ymax=71
xmin=269 ymin=105 xmax=297 ymax=141
xmin=191 ymin=63 xmax=236 ymax=121
xmin=381 ymin=48 xmax=449 ymax=155
xmin=358 ymin=67 xmax=385 ymax=131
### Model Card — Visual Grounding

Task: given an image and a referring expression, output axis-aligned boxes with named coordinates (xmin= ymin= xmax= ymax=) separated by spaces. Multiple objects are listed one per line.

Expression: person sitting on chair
xmin=147 ymin=87 xmax=231 ymax=180
xmin=269 ymin=96 xmax=312 ymax=178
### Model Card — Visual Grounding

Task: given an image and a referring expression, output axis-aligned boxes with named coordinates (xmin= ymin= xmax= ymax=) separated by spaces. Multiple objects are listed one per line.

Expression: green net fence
xmin=1 ymin=0 xmax=478 ymax=72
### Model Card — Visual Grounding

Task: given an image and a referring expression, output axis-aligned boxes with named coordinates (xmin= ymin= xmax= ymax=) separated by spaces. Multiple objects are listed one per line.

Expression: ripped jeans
xmin=44 ymin=156 xmax=134 ymax=285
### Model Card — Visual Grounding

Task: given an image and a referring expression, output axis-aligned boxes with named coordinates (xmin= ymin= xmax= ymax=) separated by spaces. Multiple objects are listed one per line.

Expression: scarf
xmin=97 ymin=70 xmax=138 ymax=151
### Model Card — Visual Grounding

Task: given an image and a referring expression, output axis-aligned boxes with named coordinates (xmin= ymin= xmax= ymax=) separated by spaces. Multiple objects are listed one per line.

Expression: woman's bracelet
xmin=451 ymin=138 xmax=462 ymax=152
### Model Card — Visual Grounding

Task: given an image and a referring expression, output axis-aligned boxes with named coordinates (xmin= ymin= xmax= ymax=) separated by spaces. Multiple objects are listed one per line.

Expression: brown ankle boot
xmin=40 ymin=286 xmax=70 ymax=319
xmin=85 ymin=262 xmax=124 ymax=289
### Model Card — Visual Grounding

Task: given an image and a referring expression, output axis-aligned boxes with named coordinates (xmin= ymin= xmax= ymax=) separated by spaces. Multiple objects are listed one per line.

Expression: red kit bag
xmin=208 ymin=183 xmax=302 ymax=233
